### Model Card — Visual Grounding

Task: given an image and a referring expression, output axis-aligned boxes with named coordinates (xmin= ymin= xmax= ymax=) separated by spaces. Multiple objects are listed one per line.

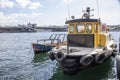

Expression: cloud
xmin=0 ymin=12 xmax=18 ymax=25
xmin=64 ymin=0 xmax=72 ymax=4
xmin=0 ymin=0 xmax=42 ymax=9
xmin=0 ymin=0 xmax=15 ymax=8
xmin=16 ymin=0 xmax=31 ymax=8
xmin=0 ymin=12 xmax=41 ymax=26
xmin=29 ymin=2 xmax=42 ymax=9
xmin=16 ymin=0 xmax=42 ymax=9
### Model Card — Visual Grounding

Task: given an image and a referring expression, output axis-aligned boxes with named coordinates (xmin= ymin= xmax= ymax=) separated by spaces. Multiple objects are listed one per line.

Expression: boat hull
xmin=54 ymin=54 xmax=112 ymax=75
xmin=32 ymin=43 xmax=55 ymax=53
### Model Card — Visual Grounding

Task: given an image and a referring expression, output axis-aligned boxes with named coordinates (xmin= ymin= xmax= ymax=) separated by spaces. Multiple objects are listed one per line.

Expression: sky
xmin=0 ymin=0 xmax=120 ymax=26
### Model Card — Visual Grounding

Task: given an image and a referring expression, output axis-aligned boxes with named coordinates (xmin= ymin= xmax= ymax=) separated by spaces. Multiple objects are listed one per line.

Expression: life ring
xmin=80 ymin=55 xmax=93 ymax=66
xmin=48 ymin=51 xmax=55 ymax=61
xmin=95 ymin=53 xmax=106 ymax=64
xmin=55 ymin=51 xmax=66 ymax=62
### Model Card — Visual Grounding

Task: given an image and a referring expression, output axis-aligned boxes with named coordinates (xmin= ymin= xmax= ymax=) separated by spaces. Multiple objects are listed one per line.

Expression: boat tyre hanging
xmin=111 ymin=49 xmax=117 ymax=57
xmin=61 ymin=59 xmax=76 ymax=69
xmin=95 ymin=53 xmax=106 ymax=64
xmin=55 ymin=51 xmax=66 ymax=62
xmin=80 ymin=55 xmax=94 ymax=66
xmin=104 ymin=52 xmax=109 ymax=58
xmin=48 ymin=51 xmax=55 ymax=61
xmin=103 ymin=46 xmax=108 ymax=51
xmin=62 ymin=66 xmax=77 ymax=75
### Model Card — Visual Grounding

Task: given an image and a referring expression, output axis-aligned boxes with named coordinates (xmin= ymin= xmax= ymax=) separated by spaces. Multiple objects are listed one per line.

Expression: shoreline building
xmin=0 ymin=23 xmax=37 ymax=33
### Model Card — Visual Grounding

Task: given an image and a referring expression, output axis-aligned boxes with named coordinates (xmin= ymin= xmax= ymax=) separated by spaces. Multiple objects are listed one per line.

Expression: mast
xmin=96 ymin=0 xmax=100 ymax=19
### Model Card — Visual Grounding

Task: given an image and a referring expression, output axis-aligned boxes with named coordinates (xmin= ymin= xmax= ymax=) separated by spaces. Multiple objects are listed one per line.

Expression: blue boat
xmin=32 ymin=43 xmax=55 ymax=53
xmin=32 ymin=34 xmax=67 ymax=54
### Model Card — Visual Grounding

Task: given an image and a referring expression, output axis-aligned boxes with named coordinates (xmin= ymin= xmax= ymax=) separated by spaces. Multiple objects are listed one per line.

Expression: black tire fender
xmin=103 ymin=46 xmax=107 ymax=51
xmin=48 ymin=51 xmax=55 ymax=61
xmin=104 ymin=52 xmax=109 ymax=58
xmin=62 ymin=67 xmax=77 ymax=75
xmin=55 ymin=51 xmax=66 ymax=62
xmin=80 ymin=55 xmax=93 ymax=66
xmin=95 ymin=53 xmax=106 ymax=64
xmin=61 ymin=59 xmax=76 ymax=69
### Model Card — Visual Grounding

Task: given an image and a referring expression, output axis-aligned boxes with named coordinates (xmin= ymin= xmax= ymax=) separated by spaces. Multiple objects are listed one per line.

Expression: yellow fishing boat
xmin=48 ymin=7 xmax=117 ymax=75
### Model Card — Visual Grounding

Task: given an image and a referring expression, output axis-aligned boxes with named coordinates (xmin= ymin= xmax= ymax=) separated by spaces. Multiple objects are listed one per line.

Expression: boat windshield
xmin=86 ymin=24 xmax=92 ymax=33
xmin=69 ymin=24 xmax=74 ymax=33
xmin=76 ymin=24 xmax=85 ymax=33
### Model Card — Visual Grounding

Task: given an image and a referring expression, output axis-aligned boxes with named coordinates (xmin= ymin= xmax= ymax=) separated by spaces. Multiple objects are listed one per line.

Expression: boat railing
xmin=37 ymin=34 xmax=67 ymax=46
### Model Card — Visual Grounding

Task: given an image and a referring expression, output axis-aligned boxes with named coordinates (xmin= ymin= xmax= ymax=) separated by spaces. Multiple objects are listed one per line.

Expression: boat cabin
xmin=66 ymin=18 xmax=109 ymax=48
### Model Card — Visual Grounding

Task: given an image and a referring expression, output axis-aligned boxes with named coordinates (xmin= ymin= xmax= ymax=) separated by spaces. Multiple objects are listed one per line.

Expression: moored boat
xmin=48 ymin=7 xmax=118 ymax=75
xmin=32 ymin=34 xmax=67 ymax=54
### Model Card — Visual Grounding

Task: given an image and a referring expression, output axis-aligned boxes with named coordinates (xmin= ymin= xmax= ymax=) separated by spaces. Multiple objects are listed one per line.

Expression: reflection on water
xmin=33 ymin=53 xmax=49 ymax=63
xmin=50 ymin=58 xmax=117 ymax=80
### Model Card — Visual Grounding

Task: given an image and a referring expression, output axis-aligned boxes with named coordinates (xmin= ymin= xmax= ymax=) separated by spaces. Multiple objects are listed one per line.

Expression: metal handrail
xmin=37 ymin=34 xmax=67 ymax=45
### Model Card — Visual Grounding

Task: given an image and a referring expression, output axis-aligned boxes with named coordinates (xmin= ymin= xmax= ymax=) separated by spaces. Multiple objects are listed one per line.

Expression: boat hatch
xmin=68 ymin=34 xmax=94 ymax=48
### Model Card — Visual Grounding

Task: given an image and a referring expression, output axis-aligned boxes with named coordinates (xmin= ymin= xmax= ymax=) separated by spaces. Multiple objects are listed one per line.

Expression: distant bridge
xmin=36 ymin=27 xmax=67 ymax=32
xmin=0 ymin=26 xmax=68 ymax=33
xmin=36 ymin=27 xmax=67 ymax=29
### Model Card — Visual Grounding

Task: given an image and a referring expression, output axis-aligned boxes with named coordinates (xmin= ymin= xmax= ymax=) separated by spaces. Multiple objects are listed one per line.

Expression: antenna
xmin=96 ymin=0 xmax=100 ymax=19
xmin=66 ymin=3 xmax=71 ymax=20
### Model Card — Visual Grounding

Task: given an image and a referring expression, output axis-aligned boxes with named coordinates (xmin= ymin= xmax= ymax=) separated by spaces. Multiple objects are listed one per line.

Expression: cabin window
xmin=86 ymin=24 xmax=92 ymax=33
xmin=76 ymin=24 xmax=85 ymax=33
xmin=69 ymin=24 xmax=74 ymax=33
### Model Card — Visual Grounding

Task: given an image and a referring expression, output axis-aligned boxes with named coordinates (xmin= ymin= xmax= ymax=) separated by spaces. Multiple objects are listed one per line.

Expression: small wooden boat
xmin=32 ymin=34 xmax=67 ymax=54
xmin=48 ymin=7 xmax=118 ymax=75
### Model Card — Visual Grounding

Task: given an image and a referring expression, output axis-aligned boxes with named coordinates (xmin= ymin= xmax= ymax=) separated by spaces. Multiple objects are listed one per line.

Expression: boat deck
xmin=56 ymin=46 xmax=113 ymax=56
xmin=68 ymin=47 xmax=94 ymax=56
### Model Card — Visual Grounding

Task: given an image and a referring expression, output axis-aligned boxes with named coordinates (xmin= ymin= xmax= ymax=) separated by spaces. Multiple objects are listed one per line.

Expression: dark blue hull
xmin=32 ymin=43 xmax=55 ymax=53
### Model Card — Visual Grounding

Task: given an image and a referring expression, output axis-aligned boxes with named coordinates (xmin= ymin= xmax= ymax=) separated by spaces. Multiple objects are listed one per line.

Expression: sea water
xmin=0 ymin=32 xmax=119 ymax=80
